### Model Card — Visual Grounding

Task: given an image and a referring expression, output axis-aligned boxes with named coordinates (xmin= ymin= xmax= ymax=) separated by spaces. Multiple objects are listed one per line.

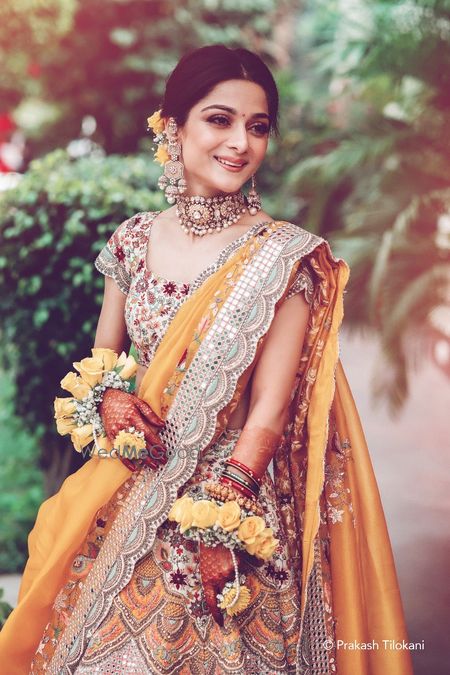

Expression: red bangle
xmin=219 ymin=476 xmax=255 ymax=500
xmin=221 ymin=468 xmax=259 ymax=497
xmin=227 ymin=457 xmax=261 ymax=483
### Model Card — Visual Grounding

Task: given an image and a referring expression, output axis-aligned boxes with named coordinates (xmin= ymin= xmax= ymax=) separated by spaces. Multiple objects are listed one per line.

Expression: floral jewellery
xmin=148 ymin=112 xmax=187 ymax=204
xmin=147 ymin=108 xmax=262 ymax=235
xmin=54 ymin=348 xmax=145 ymax=460
xmin=168 ymin=492 xmax=278 ymax=616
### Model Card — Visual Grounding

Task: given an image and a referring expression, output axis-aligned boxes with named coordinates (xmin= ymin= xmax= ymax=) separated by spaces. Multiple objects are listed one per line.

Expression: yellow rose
xmin=70 ymin=424 xmax=94 ymax=452
xmin=168 ymin=495 xmax=194 ymax=524
xmin=91 ymin=348 xmax=118 ymax=371
xmin=216 ymin=501 xmax=241 ymax=532
xmin=56 ymin=416 xmax=77 ymax=436
xmin=179 ymin=506 xmax=194 ymax=534
xmin=191 ymin=500 xmax=219 ymax=529
xmin=246 ymin=527 xmax=279 ymax=560
xmin=154 ymin=143 xmax=170 ymax=166
xmin=147 ymin=110 xmax=165 ymax=134
xmin=54 ymin=396 xmax=76 ymax=419
xmin=115 ymin=351 xmax=138 ymax=380
xmin=255 ymin=535 xmax=279 ymax=561
xmin=60 ymin=372 xmax=91 ymax=400
xmin=237 ymin=516 xmax=266 ymax=546
xmin=73 ymin=356 xmax=106 ymax=387
xmin=113 ymin=430 xmax=146 ymax=460
xmin=91 ymin=433 xmax=113 ymax=458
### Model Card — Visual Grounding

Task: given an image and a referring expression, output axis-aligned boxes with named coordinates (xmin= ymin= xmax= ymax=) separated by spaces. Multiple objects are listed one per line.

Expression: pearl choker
xmin=176 ymin=192 xmax=248 ymax=236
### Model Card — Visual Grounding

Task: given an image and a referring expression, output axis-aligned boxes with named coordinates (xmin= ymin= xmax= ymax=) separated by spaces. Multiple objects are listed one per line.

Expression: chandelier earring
xmin=247 ymin=174 xmax=262 ymax=216
xmin=147 ymin=111 xmax=187 ymax=204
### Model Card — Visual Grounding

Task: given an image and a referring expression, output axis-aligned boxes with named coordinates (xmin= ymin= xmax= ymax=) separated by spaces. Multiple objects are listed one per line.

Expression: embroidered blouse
xmin=94 ymin=212 xmax=315 ymax=367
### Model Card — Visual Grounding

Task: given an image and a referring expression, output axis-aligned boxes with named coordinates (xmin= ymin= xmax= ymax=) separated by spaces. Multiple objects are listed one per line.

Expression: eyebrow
xmin=200 ymin=104 xmax=270 ymax=121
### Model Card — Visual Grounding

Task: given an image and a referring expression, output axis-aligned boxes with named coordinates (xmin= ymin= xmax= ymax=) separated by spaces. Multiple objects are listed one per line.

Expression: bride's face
xmin=175 ymin=79 xmax=270 ymax=198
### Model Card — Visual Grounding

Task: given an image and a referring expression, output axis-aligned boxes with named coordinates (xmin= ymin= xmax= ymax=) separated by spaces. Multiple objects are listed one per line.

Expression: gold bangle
xmin=204 ymin=482 xmax=264 ymax=516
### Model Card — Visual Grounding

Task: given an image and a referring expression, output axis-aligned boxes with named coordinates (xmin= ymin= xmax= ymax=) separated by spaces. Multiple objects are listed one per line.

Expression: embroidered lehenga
xmin=0 ymin=213 xmax=413 ymax=675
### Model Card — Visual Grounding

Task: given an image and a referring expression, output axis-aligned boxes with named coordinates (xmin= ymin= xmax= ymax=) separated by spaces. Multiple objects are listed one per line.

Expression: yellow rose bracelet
xmin=54 ymin=348 xmax=143 ymax=461
xmin=167 ymin=491 xmax=279 ymax=616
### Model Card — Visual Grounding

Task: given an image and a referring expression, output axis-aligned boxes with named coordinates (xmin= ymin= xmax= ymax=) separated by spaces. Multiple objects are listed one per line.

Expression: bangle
xmin=226 ymin=457 xmax=261 ymax=484
xmin=221 ymin=469 xmax=259 ymax=498
xmin=223 ymin=462 xmax=260 ymax=492
xmin=220 ymin=476 xmax=256 ymax=501
xmin=204 ymin=482 xmax=264 ymax=516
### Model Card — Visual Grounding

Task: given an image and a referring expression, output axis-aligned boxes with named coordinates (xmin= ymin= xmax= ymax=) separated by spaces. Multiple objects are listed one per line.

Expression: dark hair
xmin=161 ymin=45 xmax=279 ymax=135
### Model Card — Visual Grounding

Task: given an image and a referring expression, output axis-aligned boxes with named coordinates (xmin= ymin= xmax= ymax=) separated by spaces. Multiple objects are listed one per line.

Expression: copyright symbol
xmin=323 ymin=639 xmax=334 ymax=651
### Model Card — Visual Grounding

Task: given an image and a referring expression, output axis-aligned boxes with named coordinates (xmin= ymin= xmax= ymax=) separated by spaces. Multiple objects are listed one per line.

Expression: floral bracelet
xmin=54 ymin=348 xmax=143 ymax=458
xmin=168 ymin=491 xmax=278 ymax=616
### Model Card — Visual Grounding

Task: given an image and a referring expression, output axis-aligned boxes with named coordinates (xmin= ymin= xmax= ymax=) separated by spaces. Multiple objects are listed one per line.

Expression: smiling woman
xmin=173 ymin=79 xmax=270 ymax=198
xmin=0 ymin=45 xmax=413 ymax=675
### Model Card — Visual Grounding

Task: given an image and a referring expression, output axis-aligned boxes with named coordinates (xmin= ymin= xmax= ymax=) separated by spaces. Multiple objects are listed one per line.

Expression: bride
xmin=0 ymin=44 xmax=412 ymax=674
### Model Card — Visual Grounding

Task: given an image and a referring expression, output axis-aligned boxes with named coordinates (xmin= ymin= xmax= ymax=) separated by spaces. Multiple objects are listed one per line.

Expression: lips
xmin=214 ymin=156 xmax=248 ymax=169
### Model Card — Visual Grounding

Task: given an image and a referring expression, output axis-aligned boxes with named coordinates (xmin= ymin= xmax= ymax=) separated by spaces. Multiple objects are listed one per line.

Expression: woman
xmin=0 ymin=45 xmax=412 ymax=674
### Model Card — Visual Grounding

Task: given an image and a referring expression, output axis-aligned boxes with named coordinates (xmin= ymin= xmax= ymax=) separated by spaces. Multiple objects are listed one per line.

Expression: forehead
xmin=195 ymin=79 xmax=269 ymax=114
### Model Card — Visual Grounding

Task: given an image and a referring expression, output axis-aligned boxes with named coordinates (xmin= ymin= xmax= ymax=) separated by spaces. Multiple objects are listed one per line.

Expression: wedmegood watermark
xmin=80 ymin=443 xmax=189 ymax=461
xmin=323 ymin=639 xmax=425 ymax=651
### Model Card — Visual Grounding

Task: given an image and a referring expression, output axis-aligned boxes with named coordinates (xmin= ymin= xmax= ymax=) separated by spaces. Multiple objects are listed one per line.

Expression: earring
xmin=247 ymin=174 xmax=262 ymax=215
xmin=157 ymin=117 xmax=187 ymax=204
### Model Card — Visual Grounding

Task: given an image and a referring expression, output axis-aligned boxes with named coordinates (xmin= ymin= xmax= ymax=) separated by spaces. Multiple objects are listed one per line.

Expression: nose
xmin=226 ymin=122 xmax=249 ymax=154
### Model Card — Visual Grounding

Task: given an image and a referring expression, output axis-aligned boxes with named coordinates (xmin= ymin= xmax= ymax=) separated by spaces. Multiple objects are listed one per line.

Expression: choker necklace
xmin=176 ymin=192 xmax=247 ymax=236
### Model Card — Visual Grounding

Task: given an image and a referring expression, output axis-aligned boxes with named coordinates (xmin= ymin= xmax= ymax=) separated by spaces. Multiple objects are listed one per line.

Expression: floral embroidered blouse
xmin=94 ymin=212 xmax=315 ymax=367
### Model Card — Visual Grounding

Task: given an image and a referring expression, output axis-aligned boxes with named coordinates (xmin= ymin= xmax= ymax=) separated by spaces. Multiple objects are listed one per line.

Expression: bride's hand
xmin=199 ymin=543 xmax=251 ymax=627
xmin=99 ymin=388 xmax=166 ymax=471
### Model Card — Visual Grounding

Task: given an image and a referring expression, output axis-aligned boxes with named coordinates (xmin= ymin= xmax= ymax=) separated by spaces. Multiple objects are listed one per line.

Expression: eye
xmin=250 ymin=122 xmax=270 ymax=136
xmin=207 ymin=114 xmax=231 ymax=127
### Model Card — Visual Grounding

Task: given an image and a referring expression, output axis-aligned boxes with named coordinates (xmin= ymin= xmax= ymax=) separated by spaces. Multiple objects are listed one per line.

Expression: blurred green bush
xmin=0 ymin=369 xmax=42 ymax=573
xmin=0 ymin=150 xmax=164 ymax=496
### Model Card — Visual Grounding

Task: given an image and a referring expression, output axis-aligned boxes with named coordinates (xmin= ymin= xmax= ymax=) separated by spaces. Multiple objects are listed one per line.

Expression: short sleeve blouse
xmin=94 ymin=213 xmax=316 ymax=365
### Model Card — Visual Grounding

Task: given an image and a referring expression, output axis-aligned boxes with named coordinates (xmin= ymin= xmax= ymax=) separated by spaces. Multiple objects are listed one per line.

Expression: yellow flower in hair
xmin=147 ymin=110 xmax=165 ymax=134
xmin=218 ymin=584 xmax=251 ymax=616
xmin=154 ymin=143 xmax=170 ymax=166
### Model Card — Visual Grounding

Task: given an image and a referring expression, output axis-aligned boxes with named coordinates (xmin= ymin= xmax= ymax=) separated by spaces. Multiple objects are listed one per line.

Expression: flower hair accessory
xmin=54 ymin=348 xmax=143 ymax=459
xmin=147 ymin=109 xmax=187 ymax=203
xmin=147 ymin=109 xmax=168 ymax=166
